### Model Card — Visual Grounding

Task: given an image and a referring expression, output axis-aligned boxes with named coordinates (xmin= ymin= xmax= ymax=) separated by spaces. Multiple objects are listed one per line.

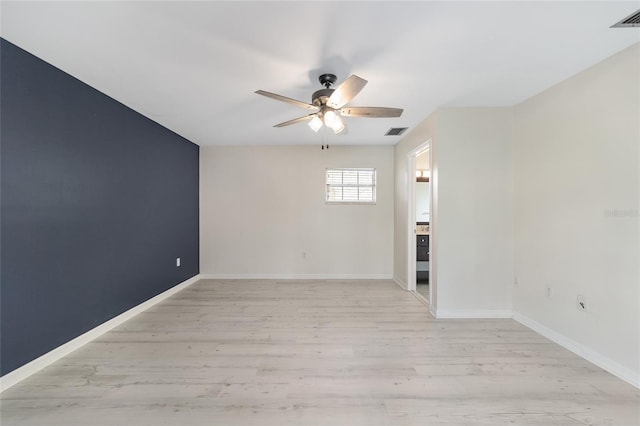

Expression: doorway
xmin=407 ymin=141 xmax=432 ymax=306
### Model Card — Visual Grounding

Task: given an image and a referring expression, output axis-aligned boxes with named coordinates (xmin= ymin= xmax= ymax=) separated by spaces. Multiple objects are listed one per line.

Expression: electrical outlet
xmin=176 ymin=257 xmax=181 ymax=267
xmin=545 ymin=286 xmax=552 ymax=298
xmin=577 ymin=294 xmax=587 ymax=311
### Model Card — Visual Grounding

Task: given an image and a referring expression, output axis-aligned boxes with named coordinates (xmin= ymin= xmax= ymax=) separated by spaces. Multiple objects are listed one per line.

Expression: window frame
xmin=325 ymin=167 xmax=377 ymax=205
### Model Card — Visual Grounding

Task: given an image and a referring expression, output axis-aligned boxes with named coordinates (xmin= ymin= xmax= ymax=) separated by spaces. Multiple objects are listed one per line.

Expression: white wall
xmin=513 ymin=43 xmax=640 ymax=383
xmin=394 ymin=108 xmax=513 ymax=316
xmin=394 ymin=112 xmax=438 ymax=300
xmin=416 ymin=151 xmax=430 ymax=170
xmin=436 ymin=108 xmax=514 ymax=316
xmin=416 ymin=182 xmax=430 ymax=223
xmin=200 ymin=145 xmax=394 ymax=278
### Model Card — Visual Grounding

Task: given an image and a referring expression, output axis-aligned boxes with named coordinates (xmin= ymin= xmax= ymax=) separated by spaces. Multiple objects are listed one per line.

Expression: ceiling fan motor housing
xmin=312 ymin=88 xmax=334 ymax=107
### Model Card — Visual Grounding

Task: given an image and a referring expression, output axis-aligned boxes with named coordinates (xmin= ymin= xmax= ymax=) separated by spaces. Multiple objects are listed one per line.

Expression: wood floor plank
xmin=1 ymin=279 xmax=638 ymax=425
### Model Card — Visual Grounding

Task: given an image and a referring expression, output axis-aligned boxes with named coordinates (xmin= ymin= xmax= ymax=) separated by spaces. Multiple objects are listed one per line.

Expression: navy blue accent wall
xmin=0 ymin=39 xmax=199 ymax=375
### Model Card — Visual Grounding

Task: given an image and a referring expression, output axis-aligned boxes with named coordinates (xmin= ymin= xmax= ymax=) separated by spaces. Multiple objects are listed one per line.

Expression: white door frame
xmin=407 ymin=140 xmax=432 ymax=298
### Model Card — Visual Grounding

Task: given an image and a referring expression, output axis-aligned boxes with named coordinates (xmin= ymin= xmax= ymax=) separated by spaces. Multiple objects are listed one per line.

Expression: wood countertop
xmin=416 ymin=224 xmax=430 ymax=235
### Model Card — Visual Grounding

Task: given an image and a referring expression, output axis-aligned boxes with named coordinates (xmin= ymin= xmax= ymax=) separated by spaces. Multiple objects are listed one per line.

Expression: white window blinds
xmin=326 ymin=168 xmax=376 ymax=203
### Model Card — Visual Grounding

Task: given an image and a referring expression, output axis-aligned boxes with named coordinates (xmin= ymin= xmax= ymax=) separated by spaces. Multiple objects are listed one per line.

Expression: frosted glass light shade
xmin=331 ymin=116 xmax=345 ymax=134
xmin=323 ymin=110 xmax=345 ymax=133
xmin=308 ymin=115 xmax=323 ymax=132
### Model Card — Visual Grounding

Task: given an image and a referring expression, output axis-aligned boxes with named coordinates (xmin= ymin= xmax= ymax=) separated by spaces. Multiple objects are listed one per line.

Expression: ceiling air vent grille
xmin=385 ymin=127 xmax=408 ymax=136
xmin=611 ymin=9 xmax=640 ymax=27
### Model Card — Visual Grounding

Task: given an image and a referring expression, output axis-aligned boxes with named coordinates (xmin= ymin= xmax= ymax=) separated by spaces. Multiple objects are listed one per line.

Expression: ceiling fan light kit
xmin=255 ymin=73 xmax=403 ymax=136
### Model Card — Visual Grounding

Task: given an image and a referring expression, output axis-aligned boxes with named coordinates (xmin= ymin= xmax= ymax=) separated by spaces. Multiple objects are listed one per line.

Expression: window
xmin=326 ymin=168 xmax=376 ymax=203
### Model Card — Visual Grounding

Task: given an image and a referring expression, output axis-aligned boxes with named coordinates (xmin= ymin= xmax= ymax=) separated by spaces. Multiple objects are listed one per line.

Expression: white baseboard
xmin=429 ymin=304 xmax=437 ymax=318
xmin=393 ymin=276 xmax=408 ymax=290
xmin=435 ymin=309 xmax=513 ymax=319
xmin=200 ymin=273 xmax=393 ymax=280
xmin=0 ymin=274 xmax=201 ymax=393
xmin=513 ymin=312 xmax=640 ymax=389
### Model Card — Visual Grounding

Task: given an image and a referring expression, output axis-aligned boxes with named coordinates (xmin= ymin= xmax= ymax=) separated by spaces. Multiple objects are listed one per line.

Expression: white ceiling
xmin=1 ymin=1 xmax=638 ymax=146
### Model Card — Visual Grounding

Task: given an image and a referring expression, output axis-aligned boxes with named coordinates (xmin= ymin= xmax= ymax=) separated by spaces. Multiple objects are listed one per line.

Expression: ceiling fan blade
xmin=255 ymin=90 xmax=319 ymax=111
xmin=327 ymin=75 xmax=368 ymax=109
xmin=340 ymin=106 xmax=403 ymax=118
xmin=273 ymin=114 xmax=316 ymax=128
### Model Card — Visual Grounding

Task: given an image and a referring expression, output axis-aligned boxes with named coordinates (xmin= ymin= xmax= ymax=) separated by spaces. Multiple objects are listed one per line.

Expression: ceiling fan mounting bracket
xmin=318 ymin=73 xmax=337 ymax=88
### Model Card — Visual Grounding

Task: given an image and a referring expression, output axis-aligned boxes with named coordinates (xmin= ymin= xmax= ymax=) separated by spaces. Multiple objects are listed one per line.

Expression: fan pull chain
xmin=321 ymin=126 xmax=329 ymax=150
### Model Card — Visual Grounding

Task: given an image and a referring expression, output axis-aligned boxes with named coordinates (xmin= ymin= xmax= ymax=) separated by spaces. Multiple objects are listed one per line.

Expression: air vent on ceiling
xmin=385 ymin=127 xmax=408 ymax=136
xmin=611 ymin=9 xmax=640 ymax=27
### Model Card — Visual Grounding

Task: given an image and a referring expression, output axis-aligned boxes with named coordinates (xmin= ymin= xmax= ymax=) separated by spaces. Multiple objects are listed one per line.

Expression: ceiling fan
xmin=255 ymin=73 xmax=403 ymax=135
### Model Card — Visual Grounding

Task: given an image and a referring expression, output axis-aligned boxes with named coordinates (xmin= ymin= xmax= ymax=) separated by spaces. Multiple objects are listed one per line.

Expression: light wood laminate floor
xmin=416 ymin=282 xmax=429 ymax=300
xmin=2 ymin=279 xmax=639 ymax=425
